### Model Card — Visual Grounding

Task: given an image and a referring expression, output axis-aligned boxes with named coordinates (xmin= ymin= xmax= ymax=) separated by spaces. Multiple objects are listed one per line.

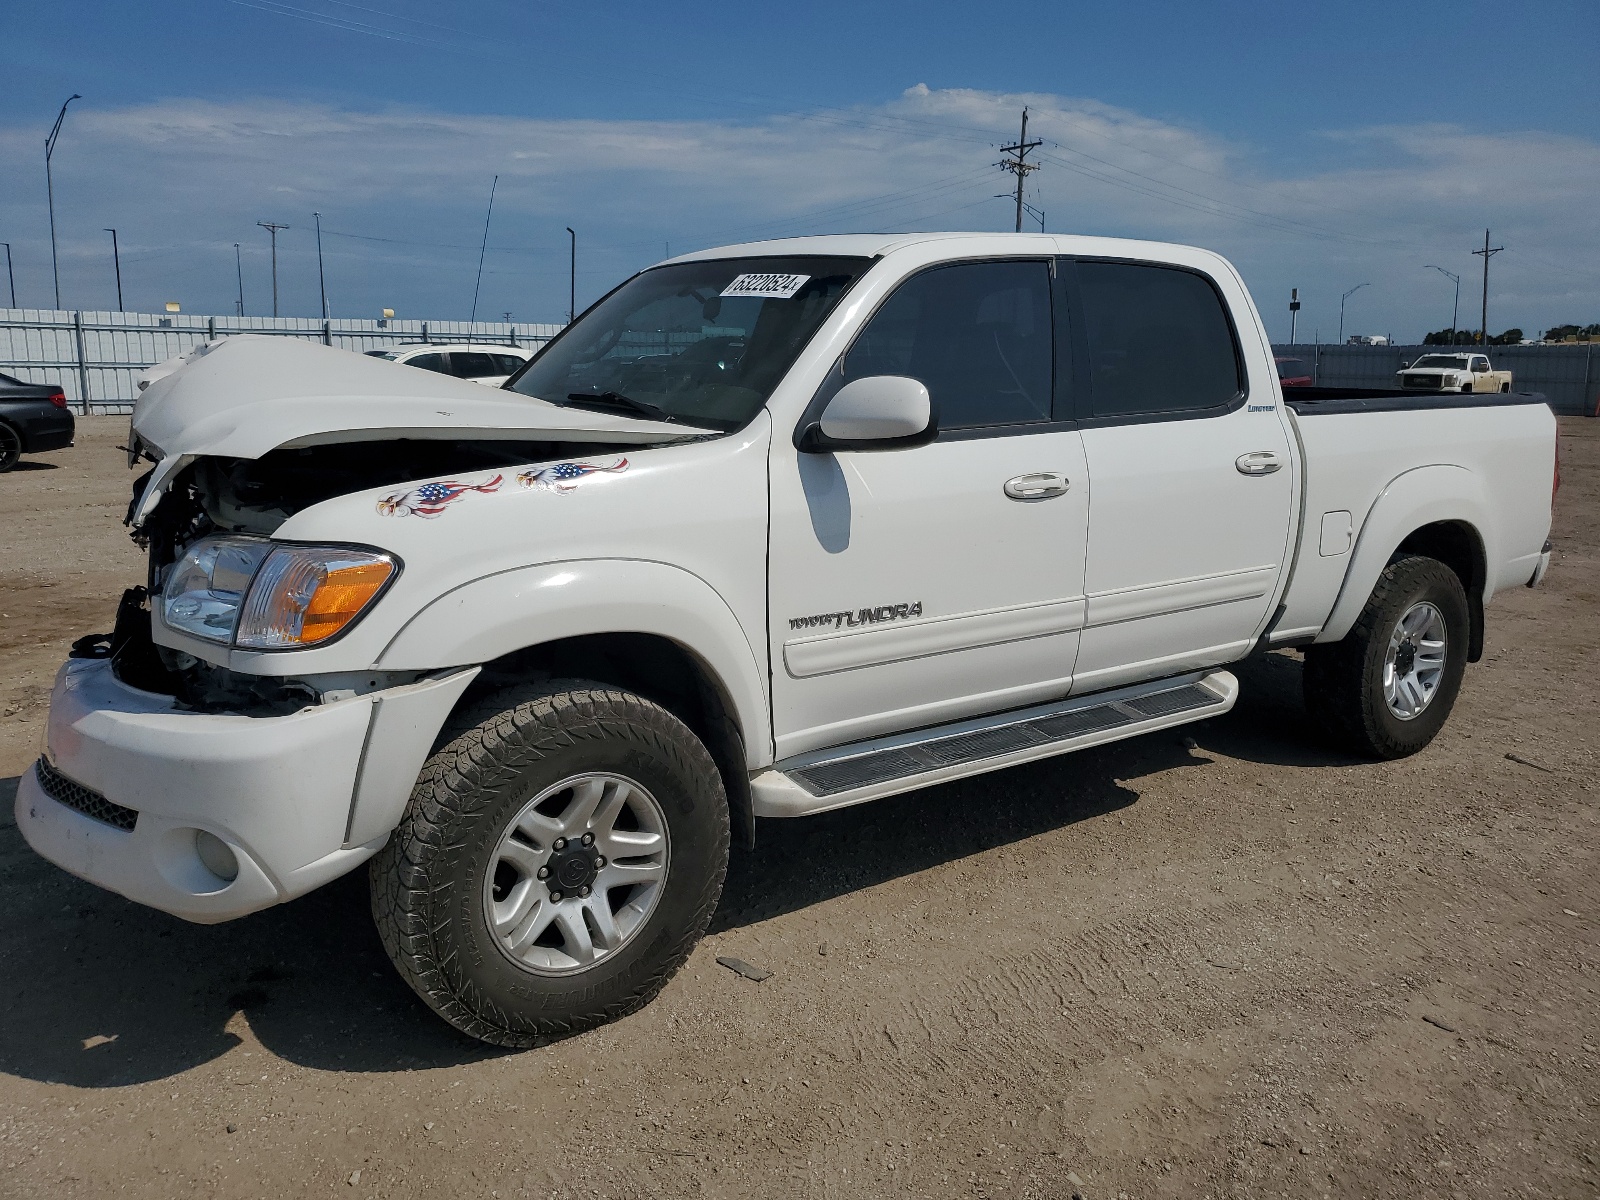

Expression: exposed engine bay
xmin=106 ymin=436 xmax=629 ymax=714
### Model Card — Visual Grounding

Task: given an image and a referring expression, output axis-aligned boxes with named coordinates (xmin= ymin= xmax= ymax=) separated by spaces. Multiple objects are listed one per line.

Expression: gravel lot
xmin=1 ymin=415 xmax=1595 ymax=1199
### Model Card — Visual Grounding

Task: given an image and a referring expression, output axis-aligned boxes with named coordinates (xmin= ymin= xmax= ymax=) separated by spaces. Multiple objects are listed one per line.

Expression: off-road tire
xmin=1302 ymin=554 xmax=1469 ymax=760
xmin=370 ymin=680 xmax=729 ymax=1047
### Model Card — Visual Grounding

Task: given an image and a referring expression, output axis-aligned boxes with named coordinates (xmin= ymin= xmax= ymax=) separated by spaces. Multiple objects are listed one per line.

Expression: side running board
xmin=751 ymin=670 xmax=1237 ymax=818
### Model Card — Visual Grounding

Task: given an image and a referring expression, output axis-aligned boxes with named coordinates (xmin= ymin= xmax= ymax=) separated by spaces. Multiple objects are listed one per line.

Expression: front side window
xmin=844 ymin=260 xmax=1053 ymax=430
xmin=1076 ymin=261 xmax=1242 ymax=418
xmin=511 ymin=256 xmax=870 ymax=430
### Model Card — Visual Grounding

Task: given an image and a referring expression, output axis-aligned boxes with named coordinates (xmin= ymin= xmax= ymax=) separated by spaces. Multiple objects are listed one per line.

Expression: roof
xmin=664 ymin=230 xmax=1218 ymax=267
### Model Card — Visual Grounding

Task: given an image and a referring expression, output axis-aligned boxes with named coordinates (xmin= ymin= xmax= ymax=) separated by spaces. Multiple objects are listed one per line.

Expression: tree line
xmin=1422 ymin=323 xmax=1598 ymax=346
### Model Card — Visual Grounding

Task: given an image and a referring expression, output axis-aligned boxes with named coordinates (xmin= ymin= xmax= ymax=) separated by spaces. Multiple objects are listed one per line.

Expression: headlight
xmin=161 ymin=536 xmax=398 ymax=649
xmin=162 ymin=537 xmax=273 ymax=643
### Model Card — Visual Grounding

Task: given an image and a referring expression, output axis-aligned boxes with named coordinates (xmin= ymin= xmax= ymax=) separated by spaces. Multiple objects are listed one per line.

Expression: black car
xmin=0 ymin=372 xmax=75 ymax=472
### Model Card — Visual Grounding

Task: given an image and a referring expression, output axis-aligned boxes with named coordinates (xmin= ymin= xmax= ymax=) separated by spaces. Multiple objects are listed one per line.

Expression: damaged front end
xmin=108 ymin=435 xmax=633 ymax=715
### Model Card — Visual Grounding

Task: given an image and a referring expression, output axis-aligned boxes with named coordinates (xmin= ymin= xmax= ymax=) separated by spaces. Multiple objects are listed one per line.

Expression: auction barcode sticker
xmin=720 ymin=273 xmax=810 ymax=299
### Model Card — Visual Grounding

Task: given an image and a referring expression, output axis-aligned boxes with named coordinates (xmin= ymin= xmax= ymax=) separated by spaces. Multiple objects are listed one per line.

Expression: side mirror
xmin=798 ymin=375 xmax=937 ymax=452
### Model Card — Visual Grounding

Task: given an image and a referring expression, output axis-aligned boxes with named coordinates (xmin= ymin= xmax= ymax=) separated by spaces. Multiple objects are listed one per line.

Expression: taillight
xmin=1553 ymin=432 xmax=1562 ymax=510
xmin=47 ymin=390 xmax=67 ymax=409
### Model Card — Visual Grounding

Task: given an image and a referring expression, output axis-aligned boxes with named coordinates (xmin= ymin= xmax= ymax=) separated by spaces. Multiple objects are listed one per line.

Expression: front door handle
xmin=1235 ymin=451 xmax=1284 ymax=476
xmin=1004 ymin=472 xmax=1070 ymax=500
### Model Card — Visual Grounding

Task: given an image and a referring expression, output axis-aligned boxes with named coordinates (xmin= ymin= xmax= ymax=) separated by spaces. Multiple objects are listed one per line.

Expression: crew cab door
xmin=1064 ymin=258 xmax=1295 ymax=692
xmin=767 ymin=259 xmax=1090 ymax=760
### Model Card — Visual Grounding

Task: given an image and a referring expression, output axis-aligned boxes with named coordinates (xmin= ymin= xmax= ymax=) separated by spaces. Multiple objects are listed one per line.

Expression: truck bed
xmin=1272 ymin=388 xmax=1557 ymax=645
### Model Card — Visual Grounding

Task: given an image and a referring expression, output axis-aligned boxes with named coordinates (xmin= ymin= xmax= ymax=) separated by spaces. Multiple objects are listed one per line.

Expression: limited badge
xmin=720 ymin=273 xmax=810 ymax=300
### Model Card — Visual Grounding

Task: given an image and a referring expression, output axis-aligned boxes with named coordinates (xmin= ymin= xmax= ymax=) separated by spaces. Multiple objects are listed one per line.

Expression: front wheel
xmin=370 ymin=680 xmax=729 ymax=1046
xmin=1302 ymin=554 xmax=1469 ymax=759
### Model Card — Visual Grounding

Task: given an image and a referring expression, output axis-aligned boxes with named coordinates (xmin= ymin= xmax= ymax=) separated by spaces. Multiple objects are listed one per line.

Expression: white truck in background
xmin=1399 ymin=352 xmax=1514 ymax=393
xmin=19 ymin=233 xmax=1558 ymax=1047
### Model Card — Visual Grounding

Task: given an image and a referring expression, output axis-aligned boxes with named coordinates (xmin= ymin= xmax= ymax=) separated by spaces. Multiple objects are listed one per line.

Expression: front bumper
xmin=15 ymin=657 xmax=476 ymax=923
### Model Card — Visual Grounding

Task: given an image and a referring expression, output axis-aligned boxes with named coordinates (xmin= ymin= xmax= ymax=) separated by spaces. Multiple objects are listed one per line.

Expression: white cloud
xmin=1 ymin=86 xmax=1594 ymax=336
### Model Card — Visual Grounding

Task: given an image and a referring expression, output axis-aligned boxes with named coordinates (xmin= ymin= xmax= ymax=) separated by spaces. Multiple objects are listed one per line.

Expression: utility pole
xmin=104 ymin=228 xmax=122 ymax=311
xmin=470 ymin=175 xmax=498 ymax=328
xmin=1425 ymin=264 xmax=1460 ymax=339
xmin=314 ymin=211 xmax=328 ymax=319
xmin=1 ymin=243 xmax=15 ymax=308
xmin=1472 ymin=229 xmax=1503 ymax=346
xmin=1338 ymin=282 xmax=1369 ymax=344
xmin=234 ymin=243 xmax=244 ymax=316
xmin=256 ymin=221 xmax=289 ymax=317
xmin=45 ymin=94 xmax=82 ymax=309
xmin=566 ymin=227 xmax=576 ymax=323
xmin=1289 ymin=288 xmax=1301 ymax=343
xmin=996 ymin=108 xmax=1042 ymax=233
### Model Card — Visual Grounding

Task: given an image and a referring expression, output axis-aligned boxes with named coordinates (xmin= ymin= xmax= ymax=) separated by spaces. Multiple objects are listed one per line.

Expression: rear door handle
xmin=1004 ymin=472 xmax=1070 ymax=500
xmin=1235 ymin=451 xmax=1284 ymax=476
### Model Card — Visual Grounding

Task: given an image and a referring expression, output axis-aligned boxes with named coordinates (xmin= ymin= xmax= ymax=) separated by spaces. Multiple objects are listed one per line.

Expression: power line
xmin=996 ymin=108 xmax=1042 ymax=233
xmin=1473 ymin=229 xmax=1504 ymax=345
xmin=256 ymin=221 xmax=290 ymax=317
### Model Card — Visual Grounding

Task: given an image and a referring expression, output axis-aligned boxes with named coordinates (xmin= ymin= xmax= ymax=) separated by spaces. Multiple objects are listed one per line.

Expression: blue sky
xmin=2 ymin=0 xmax=1595 ymax=338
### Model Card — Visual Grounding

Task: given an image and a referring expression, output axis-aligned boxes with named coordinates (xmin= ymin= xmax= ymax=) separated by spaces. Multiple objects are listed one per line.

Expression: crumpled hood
xmin=131 ymin=334 xmax=690 ymax=460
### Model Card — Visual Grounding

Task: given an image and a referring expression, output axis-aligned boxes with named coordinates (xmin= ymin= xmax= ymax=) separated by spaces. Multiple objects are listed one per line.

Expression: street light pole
xmin=234 ymin=243 xmax=244 ymax=316
xmin=566 ymin=227 xmax=576 ymax=324
xmin=1338 ymin=282 xmax=1369 ymax=343
xmin=1425 ymin=265 xmax=1460 ymax=340
xmin=1 ymin=243 xmax=15 ymax=308
xmin=104 ymin=228 xmax=122 ymax=311
xmin=45 ymin=94 xmax=82 ymax=310
xmin=256 ymin=221 xmax=289 ymax=317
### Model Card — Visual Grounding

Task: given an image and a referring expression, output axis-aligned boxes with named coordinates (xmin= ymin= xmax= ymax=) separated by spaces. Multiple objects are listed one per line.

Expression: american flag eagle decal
xmin=377 ymin=474 xmax=504 ymax=518
xmin=516 ymin=458 xmax=629 ymax=493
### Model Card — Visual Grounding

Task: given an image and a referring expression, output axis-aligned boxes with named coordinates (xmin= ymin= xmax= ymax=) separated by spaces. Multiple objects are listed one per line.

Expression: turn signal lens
xmin=235 ymin=546 xmax=397 ymax=649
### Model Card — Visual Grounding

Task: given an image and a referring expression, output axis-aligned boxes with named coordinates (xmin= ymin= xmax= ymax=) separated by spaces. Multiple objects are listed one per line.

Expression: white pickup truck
xmin=1398 ymin=352 xmax=1514 ymax=393
xmin=19 ymin=234 xmax=1558 ymax=1047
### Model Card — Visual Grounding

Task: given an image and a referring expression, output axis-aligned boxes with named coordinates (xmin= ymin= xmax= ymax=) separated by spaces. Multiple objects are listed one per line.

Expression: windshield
xmin=509 ymin=256 xmax=872 ymax=430
xmin=1274 ymin=358 xmax=1307 ymax=378
xmin=1411 ymin=355 xmax=1469 ymax=369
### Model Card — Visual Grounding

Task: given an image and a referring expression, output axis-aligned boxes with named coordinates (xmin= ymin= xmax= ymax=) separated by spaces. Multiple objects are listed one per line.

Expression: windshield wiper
xmin=564 ymin=390 xmax=671 ymax=420
xmin=562 ymin=391 xmax=723 ymax=430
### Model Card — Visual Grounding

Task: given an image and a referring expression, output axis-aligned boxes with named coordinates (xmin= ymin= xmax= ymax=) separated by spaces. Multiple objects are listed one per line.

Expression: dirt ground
xmin=0 ymin=416 xmax=1595 ymax=1200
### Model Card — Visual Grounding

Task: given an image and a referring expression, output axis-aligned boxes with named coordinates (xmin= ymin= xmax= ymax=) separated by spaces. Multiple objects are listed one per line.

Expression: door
xmin=767 ymin=259 xmax=1091 ymax=760
xmin=1066 ymin=258 xmax=1295 ymax=693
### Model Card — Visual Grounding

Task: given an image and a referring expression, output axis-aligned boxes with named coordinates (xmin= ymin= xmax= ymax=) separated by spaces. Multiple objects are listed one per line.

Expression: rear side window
xmin=845 ymin=260 xmax=1053 ymax=430
xmin=1075 ymin=261 xmax=1241 ymax=418
xmin=492 ymin=354 xmax=526 ymax=375
xmin=405 ymin=352 xmax=448 ymax=374
xmin=451 ymin=352 xmax=498 ymax=378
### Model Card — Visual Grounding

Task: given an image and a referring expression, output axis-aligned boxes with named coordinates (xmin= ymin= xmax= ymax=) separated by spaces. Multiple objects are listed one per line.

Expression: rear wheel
xmin=1303 ymin=554 xmax=1469 ymax=759
xmin=1500 ymin=382 xmax=1511 ymax=393
xmin=0 ymin=422 xmax=21 ymax=472
xmin=370 ymin=680 xmax=729 ymax=1046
